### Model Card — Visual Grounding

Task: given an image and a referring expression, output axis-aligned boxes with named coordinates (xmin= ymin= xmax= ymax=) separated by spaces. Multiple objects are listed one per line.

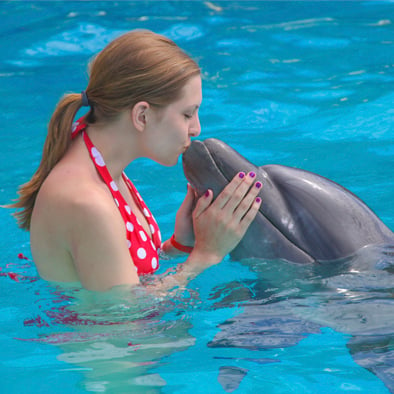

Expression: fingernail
xmin=256 ymin=197 xmax=262 ymax=203
xmin=255 ymin=181 xmax=262 ymax=189
xmin=239 ymin=172 xmax=245 ymax=179
xmin=205 ymin=190 xmax=210 ymax=197
xmin=249 ymin=172 xmax=256 ymax=178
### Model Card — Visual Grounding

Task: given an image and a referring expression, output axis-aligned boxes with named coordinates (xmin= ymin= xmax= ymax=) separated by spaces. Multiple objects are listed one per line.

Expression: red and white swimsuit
xmin=72 ymin=118 xmax=161 ymax=275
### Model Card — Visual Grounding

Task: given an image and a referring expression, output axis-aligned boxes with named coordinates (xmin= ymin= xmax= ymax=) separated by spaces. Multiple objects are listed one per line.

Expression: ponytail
xmin=9 ymin=93 xmax=85 ymax=230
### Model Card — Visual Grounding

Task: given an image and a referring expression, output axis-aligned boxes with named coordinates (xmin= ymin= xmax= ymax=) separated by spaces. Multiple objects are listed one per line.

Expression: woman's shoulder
xmin=36 ymin=159 xmax=111 ymax=216
xmin=32 ymin=160 xmax=124 ymax=251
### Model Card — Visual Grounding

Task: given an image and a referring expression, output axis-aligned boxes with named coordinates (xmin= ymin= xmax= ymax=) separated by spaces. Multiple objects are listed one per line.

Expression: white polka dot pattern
xmin=139 ymin=231 xmax=147 ymax=242
xmin=110 ymin=181 xmax=118 ymax=191
xmin=137 ymin=248 xmax=147 ymax=259
xmin=91 ymin=147 xmax=105 ymax=167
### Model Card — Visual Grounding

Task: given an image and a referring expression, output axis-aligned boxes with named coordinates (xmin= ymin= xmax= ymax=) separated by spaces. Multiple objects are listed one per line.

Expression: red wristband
xmin=170 ymin=234 xmax=193 ymax=253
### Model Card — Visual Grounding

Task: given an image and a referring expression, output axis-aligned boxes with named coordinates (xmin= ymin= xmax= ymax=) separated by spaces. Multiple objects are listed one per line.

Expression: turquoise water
xmin=1 ymin=1 xmax=393 ymax=393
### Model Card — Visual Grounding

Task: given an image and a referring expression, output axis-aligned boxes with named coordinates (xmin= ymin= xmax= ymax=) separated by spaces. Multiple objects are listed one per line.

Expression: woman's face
xmin=144 ymin=75 xmax=202 ymax=166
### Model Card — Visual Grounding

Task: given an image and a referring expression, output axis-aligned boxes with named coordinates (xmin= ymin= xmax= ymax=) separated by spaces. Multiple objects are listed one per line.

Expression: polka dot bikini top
xmin=72 ymin=118 xmax=161 ymax=275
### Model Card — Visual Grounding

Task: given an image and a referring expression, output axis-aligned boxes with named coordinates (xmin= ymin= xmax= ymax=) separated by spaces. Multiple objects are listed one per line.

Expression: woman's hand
xmin=190 ymin=171 xmax=262 ymax=265
xmin=157 ymin=172 xmax=262 ymax=290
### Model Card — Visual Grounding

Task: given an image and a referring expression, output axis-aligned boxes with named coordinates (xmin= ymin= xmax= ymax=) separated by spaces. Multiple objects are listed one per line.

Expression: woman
xmin=10 ymin=30 xmax=262 ymax=291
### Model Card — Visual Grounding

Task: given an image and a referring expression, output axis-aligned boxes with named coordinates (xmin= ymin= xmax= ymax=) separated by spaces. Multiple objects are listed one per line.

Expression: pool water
xmin=1 ymin=1 xmax=394 ymax=393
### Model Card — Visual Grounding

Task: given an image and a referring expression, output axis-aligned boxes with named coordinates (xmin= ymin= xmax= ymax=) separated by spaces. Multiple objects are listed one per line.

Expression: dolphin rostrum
xmin=182 ymin=138 xmax=394 ymax=263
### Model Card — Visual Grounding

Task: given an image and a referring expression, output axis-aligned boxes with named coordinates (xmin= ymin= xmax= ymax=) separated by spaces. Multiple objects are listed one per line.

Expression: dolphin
xmin=182 ymin=138 xmax=394 ymax=263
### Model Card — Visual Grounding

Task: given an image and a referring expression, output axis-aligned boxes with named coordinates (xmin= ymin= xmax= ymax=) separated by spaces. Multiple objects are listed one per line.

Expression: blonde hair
xmin=10 ymin=30 xmax=200 ymax=230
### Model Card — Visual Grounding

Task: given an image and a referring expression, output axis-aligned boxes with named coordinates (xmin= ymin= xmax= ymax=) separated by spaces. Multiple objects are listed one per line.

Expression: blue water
xmin=1 ymin=1 xmax=394 ymax=393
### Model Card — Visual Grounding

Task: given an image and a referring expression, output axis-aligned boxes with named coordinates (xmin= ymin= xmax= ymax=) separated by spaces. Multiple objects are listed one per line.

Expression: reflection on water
xmin=4 ymin=244 xmax=393 ymax=392
xmin=207 ymin=245 xmax=394 ymax=392
xmin=11 ymin=276 xmax=198 ymax=392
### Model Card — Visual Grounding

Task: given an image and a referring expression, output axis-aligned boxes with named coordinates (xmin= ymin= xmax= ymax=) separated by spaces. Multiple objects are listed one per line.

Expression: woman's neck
xmin=86 ymin=113 xmax=141 ymax=182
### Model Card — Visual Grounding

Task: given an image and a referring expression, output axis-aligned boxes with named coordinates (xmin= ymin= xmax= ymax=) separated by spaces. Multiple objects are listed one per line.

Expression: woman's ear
xmin=131 ymin=101 xmax=150 ymax=132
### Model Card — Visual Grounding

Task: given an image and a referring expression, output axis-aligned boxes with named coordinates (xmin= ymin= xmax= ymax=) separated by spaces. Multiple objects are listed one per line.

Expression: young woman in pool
xmin=10 ymin=30 xmax=262 ymax=291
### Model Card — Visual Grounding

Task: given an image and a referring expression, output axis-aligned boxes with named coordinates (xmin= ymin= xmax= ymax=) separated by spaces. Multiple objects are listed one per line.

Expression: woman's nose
xmin=189 ymin=114 xmax=201 ymax=137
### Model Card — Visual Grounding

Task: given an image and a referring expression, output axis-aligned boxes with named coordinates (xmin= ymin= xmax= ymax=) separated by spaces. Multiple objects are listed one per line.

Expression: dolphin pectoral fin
xmin=218 ymin=366 xmax=248 ymax=393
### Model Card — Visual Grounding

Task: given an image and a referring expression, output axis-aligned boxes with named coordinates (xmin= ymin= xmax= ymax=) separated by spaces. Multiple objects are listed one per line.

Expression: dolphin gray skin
xmin=182 ymin=138 xmax=394 ymax=262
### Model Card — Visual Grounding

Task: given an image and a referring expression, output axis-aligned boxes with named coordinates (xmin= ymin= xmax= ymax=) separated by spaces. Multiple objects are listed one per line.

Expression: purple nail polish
xmin=239 ymin=172 xmax=245 ymax=179
xmin=256 ymin=197 xmax=262 ymax=203
xmin=255 ymin=181 xmax=262 ymax=189
xmin=205 ymin=190 xmax=210 ymax=197
xmin=249 ymin=172 xmax=256 ymax=178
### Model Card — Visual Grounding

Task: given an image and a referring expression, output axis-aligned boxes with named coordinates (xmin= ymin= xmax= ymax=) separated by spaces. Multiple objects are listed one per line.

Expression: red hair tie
xmin=170 ymin=234 xmax=193 ymax=254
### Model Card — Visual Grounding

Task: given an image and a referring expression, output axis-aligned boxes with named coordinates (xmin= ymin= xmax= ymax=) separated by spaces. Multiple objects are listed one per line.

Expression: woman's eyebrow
xmin=184 ymin=104 xmax=199 ymax=112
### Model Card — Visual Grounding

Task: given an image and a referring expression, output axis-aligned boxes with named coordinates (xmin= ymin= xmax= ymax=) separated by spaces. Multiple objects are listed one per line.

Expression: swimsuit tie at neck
xmin=71 ymin=116 xmax=87 ymax=140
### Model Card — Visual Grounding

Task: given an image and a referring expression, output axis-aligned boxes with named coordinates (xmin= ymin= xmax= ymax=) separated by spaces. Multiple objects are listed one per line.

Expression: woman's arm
xmin=161 ymin=183 xmax=196 ymax=257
